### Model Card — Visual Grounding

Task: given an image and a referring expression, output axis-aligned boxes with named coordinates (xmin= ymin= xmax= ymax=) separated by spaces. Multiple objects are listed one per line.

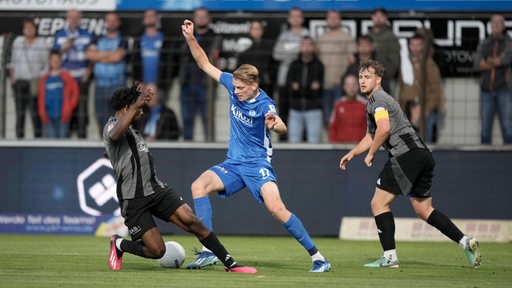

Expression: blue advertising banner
xmin=0 ymin=144 xmax=510 ymax=236
xmin=115 ymin=0 xmax=512 ymax=12
xmin=0 ymin=214 xmax=127 ymax=236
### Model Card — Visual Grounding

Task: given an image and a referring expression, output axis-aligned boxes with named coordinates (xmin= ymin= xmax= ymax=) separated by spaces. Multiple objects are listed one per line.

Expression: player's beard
xmin=196 ymin=24 xmax=208 ymax=30
xmin=359 ymin=88 xmax=370 ymax=96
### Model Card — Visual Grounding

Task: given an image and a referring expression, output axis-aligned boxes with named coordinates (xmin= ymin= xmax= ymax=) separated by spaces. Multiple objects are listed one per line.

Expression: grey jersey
xmin=103 ymin=117 xmax=166 ymax=200
xmin=366 ymin=87 xmax=428 ymax=156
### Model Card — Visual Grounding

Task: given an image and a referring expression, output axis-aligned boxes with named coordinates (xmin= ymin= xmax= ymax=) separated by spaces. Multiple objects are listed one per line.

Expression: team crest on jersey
xmin=248 ymin=110 xmax=256 ymax=116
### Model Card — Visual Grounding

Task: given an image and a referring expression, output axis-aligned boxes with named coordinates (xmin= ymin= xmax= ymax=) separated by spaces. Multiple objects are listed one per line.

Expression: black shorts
xmin=377 ymin=148 xmax=435 ymax=197
xmin=120 ymin=187 xmax=186 ymax=240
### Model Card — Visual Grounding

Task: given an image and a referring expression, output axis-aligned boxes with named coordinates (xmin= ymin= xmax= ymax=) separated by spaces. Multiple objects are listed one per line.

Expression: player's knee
xmin=267 ymin=204 xmax=289 ymax=222
xmin=414 ymin=207 xmax=431 ymax=221
xmin=191 ymin=179 xmax=206 ymax=197
xmin=146 ymin=245 xmax=166 ymax=259
xmin=370 ymin=198 xmax=380 ymax=211
xmin=155 ymin=246 xmax=166 ymax=259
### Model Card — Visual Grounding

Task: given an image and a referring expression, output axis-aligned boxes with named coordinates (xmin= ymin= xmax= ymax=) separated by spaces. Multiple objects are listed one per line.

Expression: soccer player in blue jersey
xmin=181 ymin=19 xmax=330 ymax=273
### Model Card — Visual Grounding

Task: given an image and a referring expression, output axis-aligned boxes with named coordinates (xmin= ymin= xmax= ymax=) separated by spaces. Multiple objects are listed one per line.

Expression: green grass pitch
xmin=0 ymin=235 xmax=510 ymax=287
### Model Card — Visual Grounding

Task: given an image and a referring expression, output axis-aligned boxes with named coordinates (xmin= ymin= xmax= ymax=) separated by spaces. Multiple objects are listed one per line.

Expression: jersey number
xmin=259 ymin=168 xmax=270 ymax=179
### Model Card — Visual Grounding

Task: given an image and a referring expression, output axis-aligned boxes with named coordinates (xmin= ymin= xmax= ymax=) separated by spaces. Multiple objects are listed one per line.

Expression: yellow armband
xmin=374 ymin=107 xmax=389 ymax=121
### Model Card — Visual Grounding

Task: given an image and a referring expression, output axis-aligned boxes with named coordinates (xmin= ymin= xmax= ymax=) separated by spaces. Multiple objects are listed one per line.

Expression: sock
xmin=459 ymin=235 xmax=469 ymax=250
xmin=375 ymin=211 xmax=396 ymax=251
xmin=120 ymin=239 xmax=145 ymax=257
xmin=427 ymin=209 xmax=464 ymax=243
xmin=115 ymin=238 xmax=123 ymax=251
xmin=194 ymin=197 xmax=213 ymax=231
xmin=311 ymin=251 xmax=325 ymax=262
xmin=194 ymin=196 xmax=213 ymax=252
xmin=383 ymin=249 xmax=398 ymax=261
xmin=283 ymin=214 xmax=317 ymax=256
xmin=200 ymin=232 xmax=236 ymax=268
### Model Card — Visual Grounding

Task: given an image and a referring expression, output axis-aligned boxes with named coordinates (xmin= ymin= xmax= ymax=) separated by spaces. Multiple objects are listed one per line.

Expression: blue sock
xmin=194 ymin=196 xmax=213 ymax=231
xmin=283 ymin=214 xmax=318 ymax=256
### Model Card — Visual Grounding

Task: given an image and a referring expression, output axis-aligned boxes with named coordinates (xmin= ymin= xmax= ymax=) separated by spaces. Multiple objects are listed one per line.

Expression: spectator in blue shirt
xmin=38 ymin=50 xmax=79 ymax=138
xmin=132 ymin=10 xmax=173 ymax=107
xmin=53 ymin=9 xmax=92 ymax=138
xmin=87 ymin=12 xmax=127 ymax=137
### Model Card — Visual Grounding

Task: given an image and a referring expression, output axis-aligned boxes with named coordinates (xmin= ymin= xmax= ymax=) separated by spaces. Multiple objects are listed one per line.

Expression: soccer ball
xmin=158 ymin=241 xmax=186 ymax=269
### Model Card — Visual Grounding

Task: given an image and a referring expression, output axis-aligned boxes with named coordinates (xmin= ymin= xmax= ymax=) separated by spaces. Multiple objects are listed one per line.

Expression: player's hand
xmin=340 ymin=152 xmax=354 ymax=170
xmin=265 ymin=112 xmax=277 ymax=128
xmin=135 ymin=87 xmax=152 ymax=107
xmin=182 ymin=19 xmax=195 ymax=40
xmin=364 ymin=152 xmax=374 ymax=167
xmin=143 ymin=87 xmax=153 ymax=103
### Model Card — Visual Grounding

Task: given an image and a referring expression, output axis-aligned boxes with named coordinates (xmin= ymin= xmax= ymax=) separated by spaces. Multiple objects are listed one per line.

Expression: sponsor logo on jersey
xmin=137 ymin=143 xmax=149 ymax=152
xmin=214 ymin=165 xmax=229 ymax=174
xmin=231 ymin=104 xmax=253 ymax=127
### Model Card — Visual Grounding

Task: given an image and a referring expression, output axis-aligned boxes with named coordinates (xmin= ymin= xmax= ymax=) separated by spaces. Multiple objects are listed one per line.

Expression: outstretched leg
xmin=411 ymin=197 xmax=481 ymax=268
xmin=171 ymin=204 xmax=256 ymax=273
xmin=260 ymin=181 xmax=330 ymax=272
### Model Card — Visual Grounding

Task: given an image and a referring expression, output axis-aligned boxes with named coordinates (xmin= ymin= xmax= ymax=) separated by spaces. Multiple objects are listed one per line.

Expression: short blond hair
xmin=233 ymin=64 xmax=260 ymax=85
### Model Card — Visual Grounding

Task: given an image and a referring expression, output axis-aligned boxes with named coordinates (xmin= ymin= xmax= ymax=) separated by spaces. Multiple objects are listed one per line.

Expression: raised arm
xmin=181 ymin=19 xmax=221 ymax=81
xmin=107 ymin=87 xmax=152 ymax=141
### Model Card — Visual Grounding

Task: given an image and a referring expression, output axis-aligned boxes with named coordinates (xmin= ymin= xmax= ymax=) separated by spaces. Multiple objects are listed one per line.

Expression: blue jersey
xmin=44 ymin=75 xmax=64 ymax=121
xmin=219 ymin=72 xmax=277 ymax=162
xmin=140 ymin=32 xmax=163 ymax=84
xmin=53 ymin=27 xmax=92 ymax=79
xmin=91 ymin=33 xmax=127 ymax=87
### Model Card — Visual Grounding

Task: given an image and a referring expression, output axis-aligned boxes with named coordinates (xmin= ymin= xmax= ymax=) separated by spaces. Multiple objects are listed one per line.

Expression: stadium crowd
xmin=4 ymin=7 xmax=512 ymax=144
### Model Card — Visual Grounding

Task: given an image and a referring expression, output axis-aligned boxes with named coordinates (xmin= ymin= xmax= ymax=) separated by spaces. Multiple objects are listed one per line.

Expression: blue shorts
xmin=209 ymin=159 xmax=277 ymax=203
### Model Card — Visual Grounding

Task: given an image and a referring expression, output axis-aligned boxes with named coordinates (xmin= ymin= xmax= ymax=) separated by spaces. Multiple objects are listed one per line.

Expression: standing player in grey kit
xmin=339 ymin=60 xmax=481 ymax=268
xmin=104 ymin=82 xmax=256 ymax=273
